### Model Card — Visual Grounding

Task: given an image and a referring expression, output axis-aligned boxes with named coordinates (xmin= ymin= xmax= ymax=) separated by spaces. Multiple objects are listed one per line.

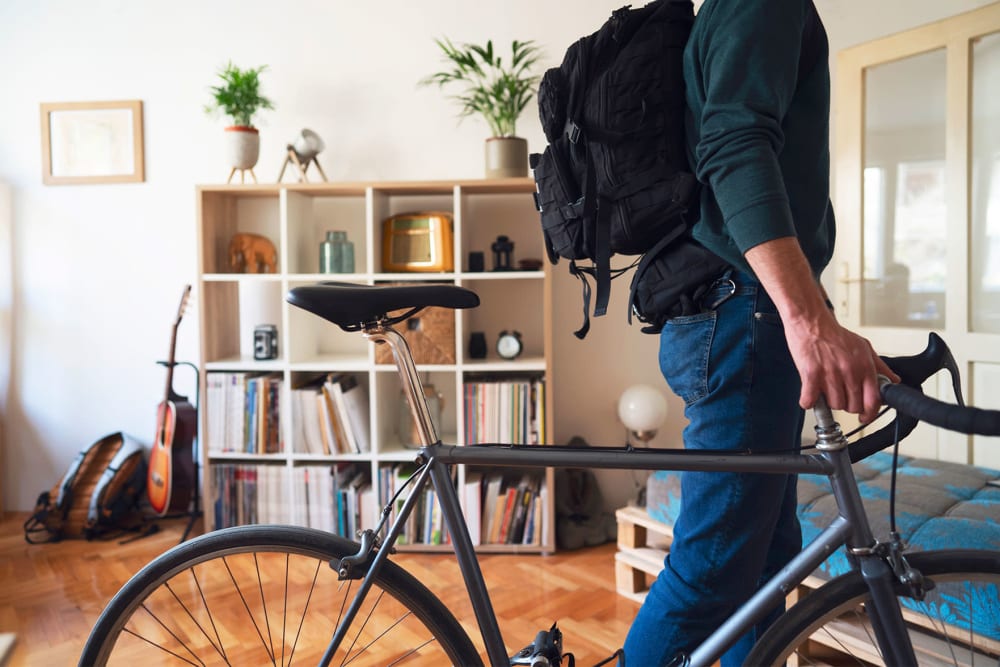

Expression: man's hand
xmin=783 ymin=306 xmax=898 ymax=423
xmin=745 ymin=237 xmax=899 ymax=423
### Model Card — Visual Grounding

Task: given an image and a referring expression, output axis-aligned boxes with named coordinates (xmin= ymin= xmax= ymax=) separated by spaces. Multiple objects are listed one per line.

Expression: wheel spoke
xmin=162 ymin=580 xmax=227 ymax=662
xmin=253 ymin=553 xmax=277 ymax=665
xmin=285 ymin=556 xmax=322 ymax=666
xmin=343 ymin=608 xmax=415 ymax=667
xmin=189 ymin=563 xmax=228 ymax=662
xmin=222 ymin=555 xmax=276 ymax=664
xmin=121 ymin=626 xmax=203 ymax=666
xmin=134 ymin=602 xmax=211 ymax=666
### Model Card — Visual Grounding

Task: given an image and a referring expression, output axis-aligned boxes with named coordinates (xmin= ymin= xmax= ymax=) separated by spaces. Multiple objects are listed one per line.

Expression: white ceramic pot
xmin=485 ymin=136 xmax=528 ymax=178
xmin=225 ymin=126 xmax=260 ymax=170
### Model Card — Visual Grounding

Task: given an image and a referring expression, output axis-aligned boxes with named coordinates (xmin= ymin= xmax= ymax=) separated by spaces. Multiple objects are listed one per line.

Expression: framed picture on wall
xmin=40 ymin=100 xmax=145 ymax=185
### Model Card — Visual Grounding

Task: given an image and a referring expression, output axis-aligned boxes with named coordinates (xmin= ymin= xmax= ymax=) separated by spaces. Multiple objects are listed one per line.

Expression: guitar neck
xmin=163 ymin=324 xmax=179 ymax=400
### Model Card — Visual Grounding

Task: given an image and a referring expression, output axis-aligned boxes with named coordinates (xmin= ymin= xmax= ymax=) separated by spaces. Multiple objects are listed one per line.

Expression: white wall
xmin=0 ymin=0 xmax=994 ymax=512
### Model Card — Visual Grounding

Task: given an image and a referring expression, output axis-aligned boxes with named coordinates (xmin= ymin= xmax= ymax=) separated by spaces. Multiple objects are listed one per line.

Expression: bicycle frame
xmin=323 ymin=322 xmax=919 ymax=667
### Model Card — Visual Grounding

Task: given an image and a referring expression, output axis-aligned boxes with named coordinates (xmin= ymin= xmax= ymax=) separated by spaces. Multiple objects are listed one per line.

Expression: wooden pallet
xmin=614 ymin=505 xmax=679 ymax=602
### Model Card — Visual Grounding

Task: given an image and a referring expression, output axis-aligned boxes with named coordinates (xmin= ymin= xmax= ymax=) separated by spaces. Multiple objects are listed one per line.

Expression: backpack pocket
xmin=629 ymin=236 xmax=731 ymax=333
xmin=531 ymin=142 xmax=588 ymax=262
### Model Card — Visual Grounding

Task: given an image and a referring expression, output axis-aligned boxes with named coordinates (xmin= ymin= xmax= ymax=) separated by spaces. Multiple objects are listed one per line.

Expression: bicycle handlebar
xmin=848 ymin=333 xmax=1000 ymax=462
xmin=880 ymin=381 xmax=1000 ymax=437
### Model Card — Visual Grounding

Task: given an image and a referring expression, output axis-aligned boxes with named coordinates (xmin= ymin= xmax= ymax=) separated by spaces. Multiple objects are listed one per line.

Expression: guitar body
xmin=148 ymin=285 xmax=197 ymax=517
xmin=148 ymin=393 xmax=197 ymax=516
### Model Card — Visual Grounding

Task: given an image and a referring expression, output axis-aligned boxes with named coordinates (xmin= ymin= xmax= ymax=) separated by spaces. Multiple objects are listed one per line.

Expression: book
xmin=325 ymin=375 xmax=359 ymax=453
xmin=359 ymin=482 xmax=376 ymax=532
xmin=463 ymin=472 xmax=483 ymax=546
xmin=391 ymin=463 xmax=418 ymax=545
xmin=496 ymin=486 xmax=518 ymax=544
xmin=321 ymin=384 xmax=351 ymax=454
xmin=481 ymin=473 xmax=504 ymax=544
xmin=315 ymin=394 xmax=334 ymax=455
xmin=292 ymin=386 xmax=325 ymax=455
xmin=339 ymin=375 xmax=371 ymax=453
xmin=507 ymin=474 xmax=537 ymax=544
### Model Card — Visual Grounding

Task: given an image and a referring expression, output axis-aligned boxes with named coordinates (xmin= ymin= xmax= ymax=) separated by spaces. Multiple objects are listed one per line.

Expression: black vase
xmin=469 ymin=332 xmax=487 ymax=359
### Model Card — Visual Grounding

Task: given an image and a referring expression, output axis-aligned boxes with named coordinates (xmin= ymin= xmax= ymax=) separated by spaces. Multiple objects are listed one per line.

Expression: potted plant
xmin=421 ymin=38 xmax=541 ymax=178
xmin=205 ymin=62 xmax=275 ymax=181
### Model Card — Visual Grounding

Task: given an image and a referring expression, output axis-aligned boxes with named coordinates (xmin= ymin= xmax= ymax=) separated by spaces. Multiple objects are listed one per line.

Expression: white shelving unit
xmin=196 ymin=178 xmax=555 ymax=553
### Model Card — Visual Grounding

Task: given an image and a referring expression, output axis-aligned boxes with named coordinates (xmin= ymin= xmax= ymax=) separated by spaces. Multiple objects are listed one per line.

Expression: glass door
xmin=835 ymin=5 xmax=1000 ymax=466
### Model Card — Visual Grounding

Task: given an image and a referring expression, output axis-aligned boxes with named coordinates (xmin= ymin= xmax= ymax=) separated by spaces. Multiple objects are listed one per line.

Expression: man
xmin=622 ymin=0 xmax=898 ymax=664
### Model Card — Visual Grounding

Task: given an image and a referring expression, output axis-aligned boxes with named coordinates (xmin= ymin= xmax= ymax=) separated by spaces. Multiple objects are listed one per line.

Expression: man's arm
xmin=745 ymin=236 xmax=898 ymax=423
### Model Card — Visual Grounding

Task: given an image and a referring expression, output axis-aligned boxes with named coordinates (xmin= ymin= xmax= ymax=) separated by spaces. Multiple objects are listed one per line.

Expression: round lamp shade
xmin=292 ymin=129 xmax=325 ymax=160
xmin=617 ymin=384 xmax=668 ymax=434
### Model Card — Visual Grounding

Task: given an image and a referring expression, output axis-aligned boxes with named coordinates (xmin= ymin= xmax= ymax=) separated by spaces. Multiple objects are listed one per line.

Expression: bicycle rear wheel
xmin=746 ymin=549 xmax=1000 ymax=666
xmin=80 ymin=525 xmax=482 ymax=666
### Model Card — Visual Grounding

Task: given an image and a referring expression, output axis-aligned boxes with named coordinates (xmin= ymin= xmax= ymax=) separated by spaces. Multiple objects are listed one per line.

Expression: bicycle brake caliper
xmin=886 ymin=532 xmax=932 ymax=601
xmin=333 ymin=529 xmax=379 ymax=580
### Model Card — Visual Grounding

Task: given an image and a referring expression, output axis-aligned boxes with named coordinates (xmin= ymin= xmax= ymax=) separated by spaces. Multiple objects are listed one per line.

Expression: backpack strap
xmin=87 ymin=433 xmax=144 ymax=526
xmin=23 ymin=491 xmax=61 ymax=544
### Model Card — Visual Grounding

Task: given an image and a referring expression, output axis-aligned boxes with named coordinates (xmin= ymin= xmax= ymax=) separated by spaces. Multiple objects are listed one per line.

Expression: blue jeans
xmin=622 ymin=271 xmax=805 ymax=666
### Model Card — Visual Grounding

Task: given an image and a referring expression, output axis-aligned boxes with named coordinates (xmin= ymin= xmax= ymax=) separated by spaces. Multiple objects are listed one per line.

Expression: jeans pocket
xmin=659 ymin=310 xmax=717 ymax=405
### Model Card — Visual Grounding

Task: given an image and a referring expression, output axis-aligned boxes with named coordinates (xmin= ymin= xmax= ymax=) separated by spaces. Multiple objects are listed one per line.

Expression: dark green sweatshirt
xmin=683 ymin=0 xmax=836 ymax=278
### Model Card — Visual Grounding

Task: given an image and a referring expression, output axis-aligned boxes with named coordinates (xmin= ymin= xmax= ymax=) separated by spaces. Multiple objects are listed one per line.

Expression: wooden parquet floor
xmin=0 ymin=512 xmax=639 ymax=666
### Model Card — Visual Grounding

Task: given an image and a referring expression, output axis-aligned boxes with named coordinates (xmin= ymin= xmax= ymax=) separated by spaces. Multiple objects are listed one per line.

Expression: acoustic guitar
xmin=147 ymin=285 xmax=197 ymax=516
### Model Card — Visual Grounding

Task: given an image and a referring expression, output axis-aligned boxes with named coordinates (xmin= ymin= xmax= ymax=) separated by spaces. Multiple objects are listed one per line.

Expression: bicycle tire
xmin=79 ymin=524 xmax=483 ymax=666
xmin=746 ymin=549 xmax=1000 ymax=666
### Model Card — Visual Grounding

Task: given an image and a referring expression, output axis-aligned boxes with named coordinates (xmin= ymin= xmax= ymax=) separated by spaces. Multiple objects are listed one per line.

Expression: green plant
xmin=421 ymin=38 xmax=541 ymax=138
xmin=205 ymin=62 xmax=275 ymax=128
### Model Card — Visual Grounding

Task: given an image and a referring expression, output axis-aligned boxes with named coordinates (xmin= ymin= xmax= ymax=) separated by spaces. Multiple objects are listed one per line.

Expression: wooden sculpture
xmin=229 ymin=232 xmax=277 ymax=273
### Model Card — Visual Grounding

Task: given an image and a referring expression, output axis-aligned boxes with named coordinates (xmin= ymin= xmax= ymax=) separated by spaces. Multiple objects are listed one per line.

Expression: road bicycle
xmin=81 ymin=282 xmax=1000 ymax=666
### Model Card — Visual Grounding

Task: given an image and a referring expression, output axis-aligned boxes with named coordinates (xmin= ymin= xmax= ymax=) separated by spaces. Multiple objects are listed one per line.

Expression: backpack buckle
xmin=565 ymin=120 xmax=581 ymax=144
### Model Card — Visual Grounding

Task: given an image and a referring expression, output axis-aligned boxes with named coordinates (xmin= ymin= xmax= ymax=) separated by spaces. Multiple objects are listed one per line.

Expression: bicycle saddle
xmin=287 ymin=282 xmax=480 ymax=331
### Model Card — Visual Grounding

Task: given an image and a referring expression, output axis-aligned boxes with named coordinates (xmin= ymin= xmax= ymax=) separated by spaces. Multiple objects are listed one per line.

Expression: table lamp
xmin=618 ymin=383 xmax=668 ymax=446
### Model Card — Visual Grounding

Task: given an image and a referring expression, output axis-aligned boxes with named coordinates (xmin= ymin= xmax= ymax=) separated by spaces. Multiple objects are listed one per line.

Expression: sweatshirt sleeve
xmin=687 ymin=0 xmax=811 ymax=253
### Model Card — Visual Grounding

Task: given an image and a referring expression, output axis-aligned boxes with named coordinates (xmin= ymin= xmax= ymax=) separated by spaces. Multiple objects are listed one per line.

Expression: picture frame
xmin=40 ymin=100 xmax=145 ymax=185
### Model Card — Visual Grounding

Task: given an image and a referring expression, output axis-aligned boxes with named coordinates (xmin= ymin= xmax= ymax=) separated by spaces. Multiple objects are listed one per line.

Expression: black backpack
xmin=531 ymin=0 xmax=709 ymax=338
xmin=24 ymin=432 xmax=148 ymax=543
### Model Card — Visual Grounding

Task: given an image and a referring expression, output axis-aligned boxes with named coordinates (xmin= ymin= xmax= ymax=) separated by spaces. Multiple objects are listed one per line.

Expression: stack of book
xmin=294 ymin=463 xmax=374 ymax=538
xmin=463 ymin=376 xmax=546 ymax=445
xmin=291 ymin=373 xmax=371 ymax=455
xmin=478 ymin=472 xmax=546 ymax=546
xmin=206 ymin=372 xmax=283 ymax=454
xmin=378 ymin=463 xmax=450 ymax=546
xmin=212 ymin=463 xmax=291 ymax=528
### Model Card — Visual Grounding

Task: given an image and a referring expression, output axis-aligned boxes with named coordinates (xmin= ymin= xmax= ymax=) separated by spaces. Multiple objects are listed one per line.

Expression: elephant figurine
xmin=229 ymin=232 xmax=277 ymax=273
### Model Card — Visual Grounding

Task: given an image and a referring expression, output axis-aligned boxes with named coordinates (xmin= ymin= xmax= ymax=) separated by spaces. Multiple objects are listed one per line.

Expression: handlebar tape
xmin=881 ymin=382 xmax=1000 ymax=437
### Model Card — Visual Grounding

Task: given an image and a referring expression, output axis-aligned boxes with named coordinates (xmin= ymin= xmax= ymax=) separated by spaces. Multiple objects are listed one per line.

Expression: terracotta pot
xmin=224 ymin=126 xmax=260 ymax=170
xmin=485 ymin=136 xmax=528 ymax=178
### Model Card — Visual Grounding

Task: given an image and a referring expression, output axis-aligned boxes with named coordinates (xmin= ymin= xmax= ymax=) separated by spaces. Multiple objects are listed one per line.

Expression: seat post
xmin=364 ymin=323 xmax=438 ymax=446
